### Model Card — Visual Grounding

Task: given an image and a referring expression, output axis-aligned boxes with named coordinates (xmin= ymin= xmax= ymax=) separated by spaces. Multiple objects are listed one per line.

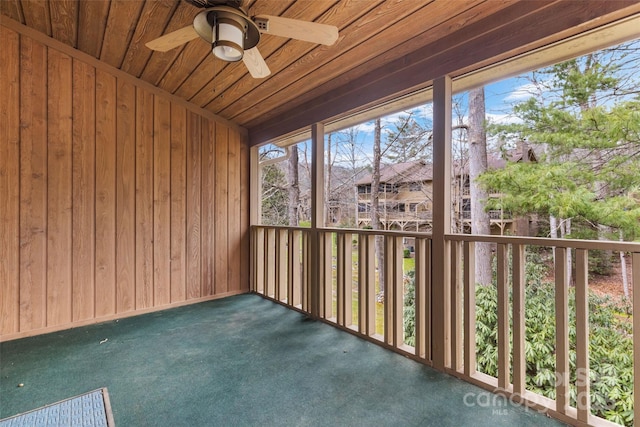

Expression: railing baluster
xmin=337 ymin=232 xmax=345 ymax=325
xmin=575 ymin=248 xmax=590 ymax=423
xmin=344 ymin=233 xmax=353 ymax=328
xmin=302 ymin=230 xmax=310 ymax=313
xmin=322 ymin=232 xmax=333 ymax=319
xmin=497 ymin=243 xmax=509 ymax=390
xmin=415 ymin=238 xmax=427 ymax=359
xmin=336 ymin=232 xmax=352 ymax=327
xmin=276 ymin=229 xmax=288 ymax=302
xmin=253 ymin=227 xmax=265 ymax=294
xmin=265 ymin=228 xmax=276 ymax=298
xmin=393 ymin=236 xmax=403 ymax=348
xmin=359 ymin=233 xmax=376 ymax=337
xmin=555 ymin=247 xmax=569 ymax=414
xmin=512 ymin=244 xmax=525 ymax=396
xmin=384 ymin=235 xmax=394 ymax=346
xmin=274 ymin=229 xmax=281 ymax=300
xmin=463 ymin=241 xmax=476 ymax=377
xmin=288 ymin=230 xmax=301 ymax=308
xmin=451 ymin=240 xmax=463 ymax=372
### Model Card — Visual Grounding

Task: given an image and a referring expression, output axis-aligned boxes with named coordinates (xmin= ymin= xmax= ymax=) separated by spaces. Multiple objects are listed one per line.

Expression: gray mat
xmin=0 ymin=388 xmax=113 ymax=427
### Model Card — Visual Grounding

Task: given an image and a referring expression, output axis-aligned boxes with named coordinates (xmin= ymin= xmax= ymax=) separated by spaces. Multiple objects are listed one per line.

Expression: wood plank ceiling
xmin=2 ymin=0 xmax=640 ymax=145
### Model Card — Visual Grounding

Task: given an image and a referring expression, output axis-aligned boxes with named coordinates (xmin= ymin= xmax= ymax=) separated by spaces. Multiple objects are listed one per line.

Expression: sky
xmin=260 ymin=38 xmax=640 ymax=166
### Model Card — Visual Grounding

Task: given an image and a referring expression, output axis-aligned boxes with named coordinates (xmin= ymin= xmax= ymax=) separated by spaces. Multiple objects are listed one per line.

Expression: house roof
xmin=2 ymin=1 xmax=638 ymax=146
xmin=356 ymin=146 xmax=536 ymax=186
xmin=355 ymin=160 xmax=432 ymax=186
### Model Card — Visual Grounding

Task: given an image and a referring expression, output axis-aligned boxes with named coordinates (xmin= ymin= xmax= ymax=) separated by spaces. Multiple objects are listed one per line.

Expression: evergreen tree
xmin=384 ymin=113 xmax=432 ymax=163
xmin=481 ymin=42 xmax=640 ymax=246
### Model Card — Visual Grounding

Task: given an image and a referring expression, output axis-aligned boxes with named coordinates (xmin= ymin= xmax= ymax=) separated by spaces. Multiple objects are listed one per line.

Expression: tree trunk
xmin=371 ymin=118 xmax=385 ymax=295
xmin=468 ymin=87 xmax=492 ymax=286
xmin=559 ymin=219 xmax=573 ymax=285
xmin=620 ymin=229 xmax=629 ymax=298
xmin=287 ymin=145 xmax=300 ymax=226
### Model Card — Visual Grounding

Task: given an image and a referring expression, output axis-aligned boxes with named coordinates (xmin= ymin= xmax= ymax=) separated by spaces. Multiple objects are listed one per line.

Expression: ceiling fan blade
xmin=145 ymin=25 xmax=200 ymax=52
xmin=254 ymin=15 xmax=338 ymax=46
xmin=243 ymin=47 xmax=271 ymax=79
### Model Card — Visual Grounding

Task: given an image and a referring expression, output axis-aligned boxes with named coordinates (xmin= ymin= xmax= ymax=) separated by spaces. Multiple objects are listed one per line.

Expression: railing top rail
xmin=446 ymin=233 xmax=640 ymax=252
xmin=251 ymin=225 xmax=311 ymax=232
xmin=252 ymin=225 xmax=640 ymax=251
xmin=251 ymin=224 xmax=433 ymax=239
xmin=317 ymin=227 xmax=432 ymax=239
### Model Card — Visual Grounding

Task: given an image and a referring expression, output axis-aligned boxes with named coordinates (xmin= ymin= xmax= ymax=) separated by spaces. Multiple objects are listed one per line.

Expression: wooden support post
xmin=432 ymin=75 xmax=452 ymax=370
xmin=249 ymin=146 xmax=260 ymax=293
xmin=309 ymin=123 xmax=325 ymax=318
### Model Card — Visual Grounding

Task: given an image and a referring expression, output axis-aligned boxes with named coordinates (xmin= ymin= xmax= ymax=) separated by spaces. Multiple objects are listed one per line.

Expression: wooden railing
xmin=251 ymin=225 xmax=640 ymax=427
xmin=447 ymin=234 xmax=640 ymax=427
xmin=251 ymin=225 xmax=432 ymax=361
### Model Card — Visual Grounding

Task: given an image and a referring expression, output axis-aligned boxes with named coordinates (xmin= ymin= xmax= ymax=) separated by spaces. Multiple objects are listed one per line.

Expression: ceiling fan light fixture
xmin=212 ymin=15 xmax=244 ymax=61
xmin=193 ymin=6 xmax=261 ymax=63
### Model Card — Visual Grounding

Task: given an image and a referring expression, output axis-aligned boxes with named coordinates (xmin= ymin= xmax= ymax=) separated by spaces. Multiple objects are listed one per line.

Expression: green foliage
xmin=474 ymin=250 xmax=634 ymax=425
xmin=403 ymin=270 xmax=416 ymax=347
xmin=482 ymin=43 xmax=640 ymax=240
xmin=403 ymin=248 xmax=411 ymax=258
xmin=403 ymin=249 xmax=634 ymax=425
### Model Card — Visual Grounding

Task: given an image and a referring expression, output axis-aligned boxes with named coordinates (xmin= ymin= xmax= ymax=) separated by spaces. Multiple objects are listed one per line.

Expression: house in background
xmin=355 ymin=146 xmax=537 ymax=235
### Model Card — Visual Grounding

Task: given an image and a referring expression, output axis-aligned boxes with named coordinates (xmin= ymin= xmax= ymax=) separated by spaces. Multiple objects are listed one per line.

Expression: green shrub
xmin=402 ymin=248 xmax=634 ymax=425
xmin=403 ymin=270 xmax=416 ymax=347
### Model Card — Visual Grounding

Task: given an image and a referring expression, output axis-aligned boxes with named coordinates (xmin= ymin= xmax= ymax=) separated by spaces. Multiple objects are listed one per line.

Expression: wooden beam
xmin=248 ymin=1 xmax=640 ymax=145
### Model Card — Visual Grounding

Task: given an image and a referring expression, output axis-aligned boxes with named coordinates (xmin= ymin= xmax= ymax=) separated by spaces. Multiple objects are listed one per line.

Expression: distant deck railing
xmin=251 ymin=225 xmax=640 ymax=427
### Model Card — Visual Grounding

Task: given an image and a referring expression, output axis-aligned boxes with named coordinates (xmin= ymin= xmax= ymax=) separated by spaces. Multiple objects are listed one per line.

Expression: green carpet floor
xmin=1 ymin=294 xmax=564 ymax=426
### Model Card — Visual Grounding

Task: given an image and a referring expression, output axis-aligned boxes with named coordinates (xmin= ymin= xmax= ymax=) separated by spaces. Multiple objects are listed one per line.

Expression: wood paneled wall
xmin=0 ymin=22 xmax=250 ymax=341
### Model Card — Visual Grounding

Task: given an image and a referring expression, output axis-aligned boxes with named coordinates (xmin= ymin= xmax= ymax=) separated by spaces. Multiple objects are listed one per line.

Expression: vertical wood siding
xmin=0 ymin=24 xmax=249 ymax=340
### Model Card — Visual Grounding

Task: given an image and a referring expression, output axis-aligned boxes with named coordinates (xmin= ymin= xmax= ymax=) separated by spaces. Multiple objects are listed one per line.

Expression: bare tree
xmin=371 ymin=118 xmax=385 ymax=295
xmin=287 ymin=145 xmax=300 ymax=226
xmin=468 ymin=87 xmax=492 ymax=286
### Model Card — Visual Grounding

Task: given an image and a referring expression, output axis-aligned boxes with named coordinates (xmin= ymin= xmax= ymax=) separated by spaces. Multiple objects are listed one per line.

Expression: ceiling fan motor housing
xmin=193 ymin=6 xmax=261 ymax=53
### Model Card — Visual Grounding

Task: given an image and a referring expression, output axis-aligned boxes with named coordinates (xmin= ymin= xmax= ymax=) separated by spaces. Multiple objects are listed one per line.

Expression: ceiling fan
xmin=145 ymin=0 xmax=339 ymax=79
